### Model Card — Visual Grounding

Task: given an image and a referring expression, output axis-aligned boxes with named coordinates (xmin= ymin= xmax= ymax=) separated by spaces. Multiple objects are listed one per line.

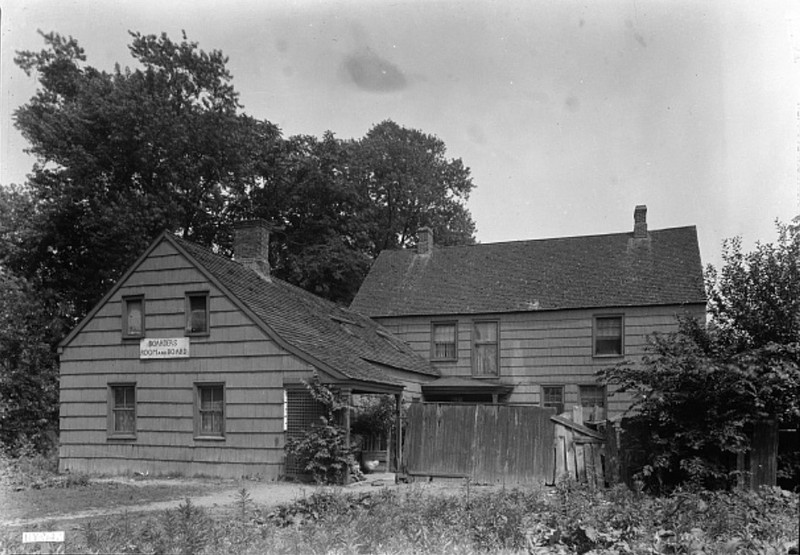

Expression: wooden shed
xmin=58 ymin=220 xmax=438 ymax=479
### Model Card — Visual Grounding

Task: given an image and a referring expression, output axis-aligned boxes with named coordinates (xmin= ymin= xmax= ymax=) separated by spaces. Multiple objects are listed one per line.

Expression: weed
xmin=35 ymin=481 xmax=797 ymax=554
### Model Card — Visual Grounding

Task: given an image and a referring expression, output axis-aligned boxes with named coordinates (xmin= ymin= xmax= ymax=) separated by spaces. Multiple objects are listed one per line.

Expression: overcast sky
xmin=2 ymin=0 xmax=799 ymax=269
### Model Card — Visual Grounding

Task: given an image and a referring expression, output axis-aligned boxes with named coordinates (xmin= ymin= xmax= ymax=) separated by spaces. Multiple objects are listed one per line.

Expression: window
xmin=472 ymin=321 xmax=499 ymax=376
xmin=185 ymin=292 xmax=209 ymax=336
xmin=431 ymin=322 xmax=457 ymax=360
xmin=123 ymin=296 xmax=144 ymax=338
xmin=108 ymin=384 xmax=136 ymax=438
xmin=580 ymin=385 xmax=606 ymax=421
xmin=594 ymin=316 xmax=623 ymax=356
xmin=195 ymin=384 xmax=224 ymax=438
xmin=542 ymin=385 xmax=564 ymax=415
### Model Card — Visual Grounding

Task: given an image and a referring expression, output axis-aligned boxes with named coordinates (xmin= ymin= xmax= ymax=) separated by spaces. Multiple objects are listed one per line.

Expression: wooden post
xmin=343 ymin=388 xmax=352 ymax=485
xmin=395 ymin=393 xmax=402 ymax=477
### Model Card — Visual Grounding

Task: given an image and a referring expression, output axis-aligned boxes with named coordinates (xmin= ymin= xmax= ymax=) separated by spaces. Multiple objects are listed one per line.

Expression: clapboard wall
xmin=59 ymin=239 xmax=317 ymax=479
xmin=374 ymin=304 xmax=705 ymax=420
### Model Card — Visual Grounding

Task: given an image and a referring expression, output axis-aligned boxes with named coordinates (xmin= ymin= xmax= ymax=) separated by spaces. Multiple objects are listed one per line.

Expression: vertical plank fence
xmin=403 ymin=403 xmax=555 ymax=485
xmin=403 ymin=402 xmax=610 ymax=486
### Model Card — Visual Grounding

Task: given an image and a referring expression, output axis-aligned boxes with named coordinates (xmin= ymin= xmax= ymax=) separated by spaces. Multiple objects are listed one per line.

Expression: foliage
xmin=352 ymin=120 xmax=477 ymax=254
xmin=5 ymin=29 xmax=478 ymax=451
xmin=237 ymin=123 xmax=477 ymax=303
xmin=11 ymin=30 xmax=266 ymax=322
xmin=602 ymin=318 xmax=800 ymax=491
xmin=0 ymin=440 xmax=90 ymax=493
xmin=283 ymin=374 xmax=358 ymax=485
xmin=706 ymin=221 xmax=800 ymax=353
xmin=4 ymin=481 xmax=792 ymax=554
xmin=601 ymin=223 xmax=800 ymax=491
xmin=0 ymin=269 xmax=63 ymax=454
xmin=351 ymin=394 xmax=399 ymax=438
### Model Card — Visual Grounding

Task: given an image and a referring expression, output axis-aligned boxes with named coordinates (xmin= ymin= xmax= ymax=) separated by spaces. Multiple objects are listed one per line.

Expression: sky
xmin=2 ymin=0 xmax=799 ymax=270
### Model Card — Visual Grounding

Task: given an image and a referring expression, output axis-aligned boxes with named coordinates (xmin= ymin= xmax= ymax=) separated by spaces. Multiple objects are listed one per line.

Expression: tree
xmin=11 ymin=30 xmax=271 ymax=321
xmin=0 ymin=186 xmax=64 ymax=453
xmin=353 ymin=120 xmax=476 ymax=254
xmin=236 ymin=122 xmax=477 ymax=303
xmin=706 ymin=222 xmax=800 ymax=353
xmin=601 ymin=223 xmax=800 ymax=491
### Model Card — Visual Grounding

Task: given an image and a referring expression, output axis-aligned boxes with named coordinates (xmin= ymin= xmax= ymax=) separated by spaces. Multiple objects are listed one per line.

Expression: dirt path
xmin=1 ymin=473 xmax=404 ymax=529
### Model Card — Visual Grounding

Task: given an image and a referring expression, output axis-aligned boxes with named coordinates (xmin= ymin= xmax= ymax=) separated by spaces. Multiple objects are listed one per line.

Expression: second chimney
xmin=233 ymin=219 xmax=271 ymax=279
xmin=633 ymin=205 xmax=648 ymax=239
xmin=417 ymin=227 xmax=434 ymax=255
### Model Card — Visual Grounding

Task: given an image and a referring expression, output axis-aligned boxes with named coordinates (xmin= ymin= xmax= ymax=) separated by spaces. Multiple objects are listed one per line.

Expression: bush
xmin=284 ymin=374 xmax=359 ymax=485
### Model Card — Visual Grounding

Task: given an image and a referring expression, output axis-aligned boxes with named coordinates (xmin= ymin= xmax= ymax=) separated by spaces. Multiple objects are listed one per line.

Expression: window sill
xmin=194 ymin=435 xmax=225 ymax=441
xmin=185 ymin=332 xmax=210 ymax=338
xmin=470 ymin=374 xmax=501 ymax=380
xmin=592 ymin=353 xmax=624 ymax=359
xmin=431 ymin=358 xmax=458 ymax=363
xmin=122 ymin=335 xmax=143 ymax=341
xmin=107 ymin=435 xmax=136 ymax=441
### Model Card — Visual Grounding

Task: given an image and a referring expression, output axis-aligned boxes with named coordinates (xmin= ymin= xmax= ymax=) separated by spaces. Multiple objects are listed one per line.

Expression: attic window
xmin=123 ymin=296 xmax=144 ymax=339
xmin=185 ymin=292 xmax=210 ymax=336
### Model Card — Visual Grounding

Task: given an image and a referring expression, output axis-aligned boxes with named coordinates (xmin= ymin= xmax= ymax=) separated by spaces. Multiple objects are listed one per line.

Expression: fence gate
xmin=403 ymin=403 xmax=555 ymax=485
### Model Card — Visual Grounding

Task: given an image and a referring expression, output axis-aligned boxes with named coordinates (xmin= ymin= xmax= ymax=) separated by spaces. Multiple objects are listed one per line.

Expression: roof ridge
xmin=412 ymin=225 xmax=699 ymax=251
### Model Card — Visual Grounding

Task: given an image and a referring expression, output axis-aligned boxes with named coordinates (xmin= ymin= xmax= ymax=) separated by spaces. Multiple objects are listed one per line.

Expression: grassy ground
xmin=1 ymin=451 xmax=797 ymax=554
xmin=2 ymin=479 xmax=797 ymax=554
xmin=0 ymin=450 xmax=233 ymax=527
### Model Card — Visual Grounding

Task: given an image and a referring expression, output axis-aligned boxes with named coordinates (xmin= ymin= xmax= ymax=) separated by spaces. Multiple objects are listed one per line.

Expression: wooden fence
xmin=403 ymin=402 xmax=612 ymax=486
xmin=552 ymin=414 xmax=606 ymax=487
xmin=403 ymin=403 xmax=555 ymax=485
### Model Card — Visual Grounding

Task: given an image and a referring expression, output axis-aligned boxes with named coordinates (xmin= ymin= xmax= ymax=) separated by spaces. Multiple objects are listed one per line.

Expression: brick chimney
xmin=233 ymin=219 xmax=271 ymax=279
xmin=417 ymin=227 xmax=434 ymax=255
xmin=633 ymin=205 xmax=648 ymax=239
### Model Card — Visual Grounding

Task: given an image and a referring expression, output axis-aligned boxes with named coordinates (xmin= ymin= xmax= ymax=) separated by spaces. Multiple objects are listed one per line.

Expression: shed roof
xmin=351 ymin=226 xmax=706 ymax=317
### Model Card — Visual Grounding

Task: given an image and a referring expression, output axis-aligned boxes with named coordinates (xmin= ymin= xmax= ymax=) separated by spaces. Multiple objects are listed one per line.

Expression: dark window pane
xmin=188 ymin=295 xmax=208 ymax=333
xmin=595 ymin=317 xmax=622 ymax=355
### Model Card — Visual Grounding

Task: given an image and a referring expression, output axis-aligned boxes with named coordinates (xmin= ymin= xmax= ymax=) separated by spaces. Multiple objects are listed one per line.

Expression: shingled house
xmin=351 ymin=206 xmax=706 ymax=421
xmin=58 ymin=220 xmax=437 ymax=479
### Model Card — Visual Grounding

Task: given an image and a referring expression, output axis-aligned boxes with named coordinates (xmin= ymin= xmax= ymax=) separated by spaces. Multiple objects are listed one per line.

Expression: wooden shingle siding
xmin=376 ymin=304 xmax=704 ymax=420
xmin=59 ymin=239 xmax=316 ymax=479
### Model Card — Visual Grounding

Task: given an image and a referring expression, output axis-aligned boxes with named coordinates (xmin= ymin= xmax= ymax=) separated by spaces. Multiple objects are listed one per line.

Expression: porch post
xmin=343 ymin=388 xmax=352 ymax=485
xmin=395 ymin=393 xmax=402 ymax=478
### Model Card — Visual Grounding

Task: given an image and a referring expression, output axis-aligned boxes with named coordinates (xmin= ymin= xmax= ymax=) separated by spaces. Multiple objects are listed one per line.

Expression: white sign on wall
xmin=140 ymin=337 xmax=190 ymax=359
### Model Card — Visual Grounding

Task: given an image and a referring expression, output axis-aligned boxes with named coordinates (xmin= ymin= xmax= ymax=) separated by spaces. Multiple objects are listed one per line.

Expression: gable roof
xmin=61 ymin=232 xmax=438 ymax=390
xmin=351 ymin=226 xmax=706 ymax=318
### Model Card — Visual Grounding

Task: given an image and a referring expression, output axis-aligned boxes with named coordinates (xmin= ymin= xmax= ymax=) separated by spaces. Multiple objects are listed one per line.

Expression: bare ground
xmin=0 ymin=473 xmax=458 ymax=530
